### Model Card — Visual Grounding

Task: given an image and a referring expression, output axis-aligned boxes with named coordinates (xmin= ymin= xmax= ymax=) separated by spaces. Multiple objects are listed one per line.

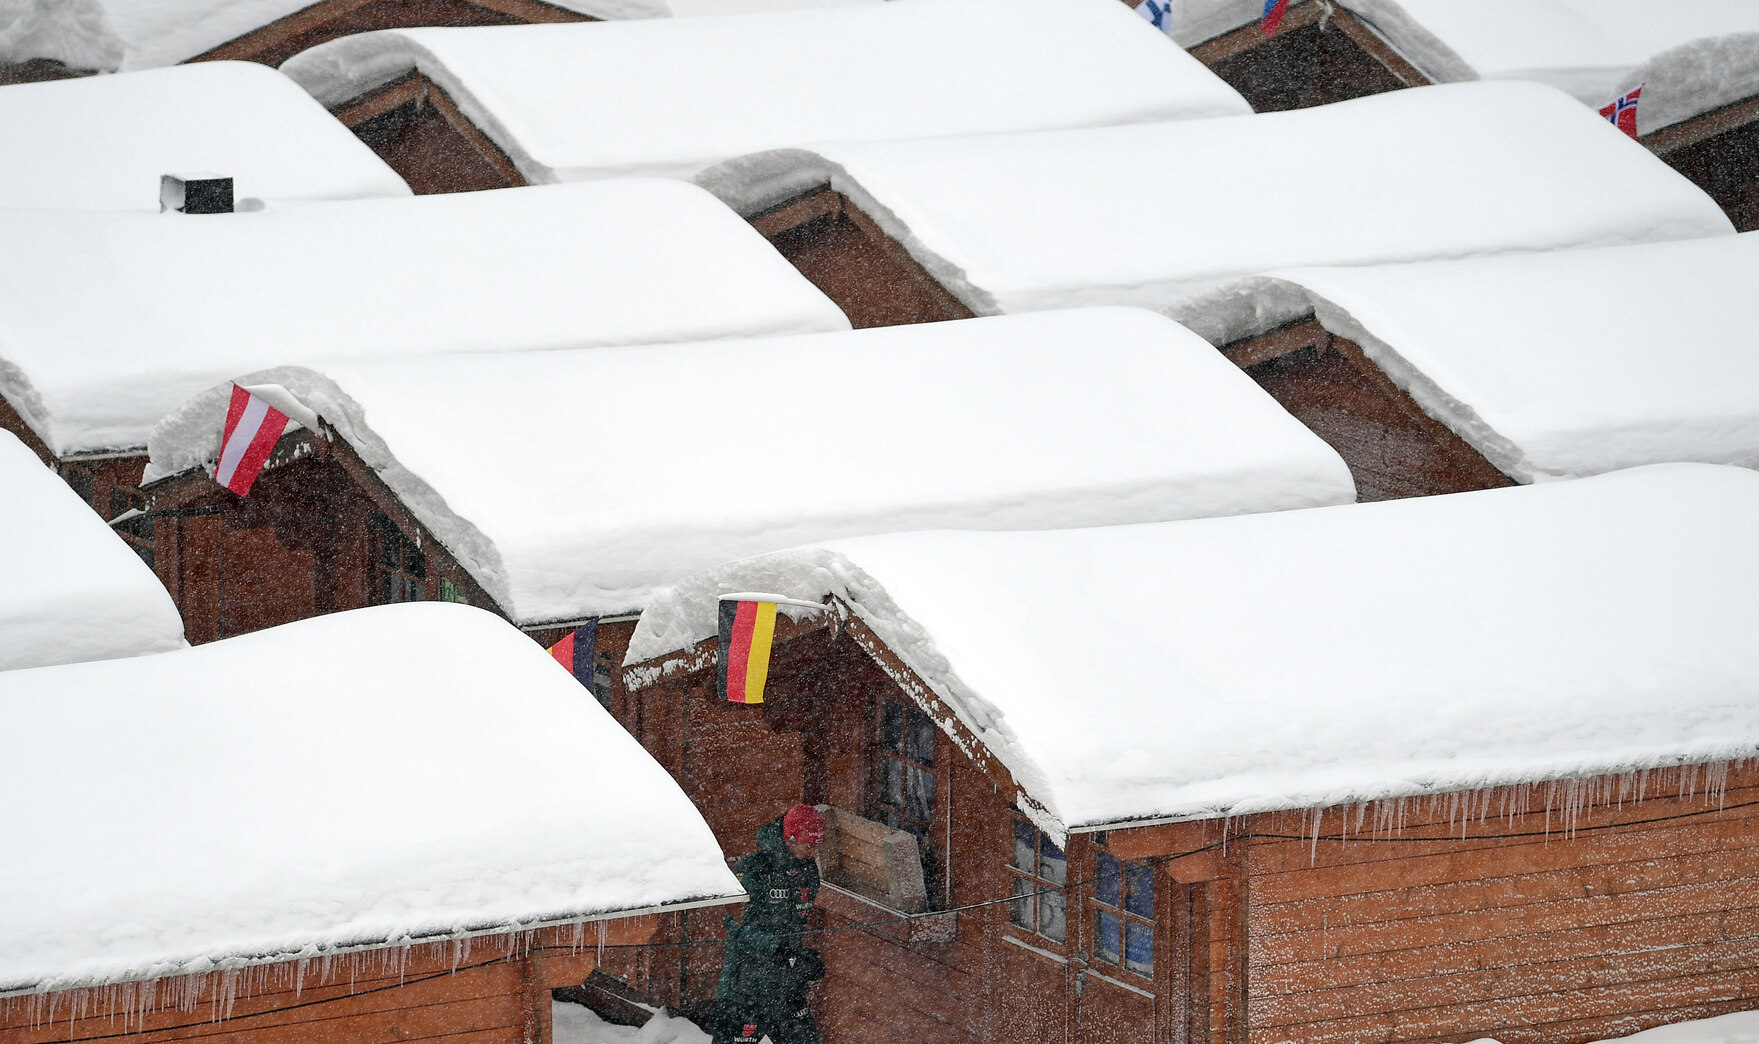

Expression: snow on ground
xmin=697 ymin=82 xmax=1732 ymax=325
xmin=553 ymin=1001 xmax=709 ymax=1044
xmin=0 ymin=430 xmax=185 ymax=671
xmin=1167 ymin=0 xmax=1759 ymax=133
xmin=1181 ymin=232 xmax=1759 ymax=484
xmin=628 ymin=464 xmax=1759 ymax=840
xmin=280 ymin=0 xmax=1250 ymax=183
xmin=0 ymin=603 xmax=743 ymax=996
xmin=0 ymin=180 xmax=847 ymax=458
xmin=0 ymin=62 xmax=409 ymax=211
xmin=1592 ymin=1013 xmax=1759 ymax=1044
xmin=144 ymin=308 xmax=1356 ymax=625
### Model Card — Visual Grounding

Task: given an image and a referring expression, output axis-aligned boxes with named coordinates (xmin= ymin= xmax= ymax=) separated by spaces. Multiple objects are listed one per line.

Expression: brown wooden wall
xmin=0 ymin=918 xmax=657 ymax=1044
xmin=187 ymin=0 xmax=589 ymax=69
xmin=335 ymin=73 xmax=528 ymax=195
xmin=1222 ymin=320 xmax=1515 ymax=501
xmin=1239 ymin=766 xmax=1759 ymax=1044
xmin=1647 ymin=99 xmax=1759 ymax=234
xmin=1183 ymin=0 xmax=1428 ymax=113
xmin=748 ymin=188 xmax=975 ymax=329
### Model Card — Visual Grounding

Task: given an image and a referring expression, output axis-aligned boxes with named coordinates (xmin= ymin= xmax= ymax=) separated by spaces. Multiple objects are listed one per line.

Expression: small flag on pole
xmin=215 ymin=384 xmax=290 ymax=497
xmin=547 ymin=619 xmax=599 ymax=693
xmin=718 ymin=598 xmax=778 ymax=704
xmin=1599 ymin=85 xmax=1642 ymax=139
xmin=1260 ymin=0 xmax=1288 ymax=34
xmin=1136 ymin=0 xmax=1174 ymax=36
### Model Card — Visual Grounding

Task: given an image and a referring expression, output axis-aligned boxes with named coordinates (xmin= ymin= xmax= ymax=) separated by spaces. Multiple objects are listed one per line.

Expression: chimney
xmin=160 ymin=172 xmax=234 ymax=215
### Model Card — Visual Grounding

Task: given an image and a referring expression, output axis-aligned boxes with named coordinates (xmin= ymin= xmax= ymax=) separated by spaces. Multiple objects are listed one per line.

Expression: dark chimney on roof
xmin=160 ymin=173 xmax=234 ymax=215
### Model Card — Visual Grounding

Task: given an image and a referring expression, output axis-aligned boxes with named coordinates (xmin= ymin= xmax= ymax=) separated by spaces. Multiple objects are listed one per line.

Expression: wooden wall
xmin=747 ymin=189 xmax=975 ymax=329
xmin=187 ymin=0 xmax=589 ymax=69
xmin=1221 ymin=321 xmax=1515 ymax=501
xmin=1648 ymin=105 xmax=1759 ymax=233
xmin=0 ymin=919 xmax=658 ymax=1044
xmin=1184 ymin=0 xmax=1427 ymax=113
xmin=334 ymin=74 xmax=528 ymax=195
xmin=1241 ymin=765 xmax=1759 ymax=1044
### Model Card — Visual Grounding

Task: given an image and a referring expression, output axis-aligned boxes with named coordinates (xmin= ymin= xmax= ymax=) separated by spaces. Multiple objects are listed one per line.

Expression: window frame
xmin=1007 ymin=816 xmax=1069 ymax=946
xmin=367 ymin=512 xmax=429 ymax=604
xmin=1091 ymin=835 xmax=1157 ymax=981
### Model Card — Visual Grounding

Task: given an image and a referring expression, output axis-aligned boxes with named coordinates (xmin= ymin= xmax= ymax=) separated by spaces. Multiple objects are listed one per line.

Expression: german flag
xmin=718 ymin=599 xmax=778 ymax=704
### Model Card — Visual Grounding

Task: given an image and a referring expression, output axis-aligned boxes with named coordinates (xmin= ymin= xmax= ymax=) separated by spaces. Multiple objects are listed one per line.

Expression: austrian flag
xmin=1600 ymin=85 xmax=1642 ymax=139
xmin=215 ymin=384 xmax=290 ymax=497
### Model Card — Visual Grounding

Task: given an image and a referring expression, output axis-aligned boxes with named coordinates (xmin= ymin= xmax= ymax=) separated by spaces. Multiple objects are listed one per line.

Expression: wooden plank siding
xmin=747 ymin=188 xmax=975 ymax=329
xmin=184 ymin=0 xmax=590 ymax=71
xmin=1644 ymin=96 xmax=1759 ymax=233
xmin=333 ymin=73 xmax=528 ymax=195
xmin=0 ymin=918 xmax=660 ymax=1044
xmin=626 ymin=596 xmax=1759 ymax=1044
xmin=0 ymin=393 xmax=151 ymax=524
xmin=1220 ymin=321 xmax=1516 ymax=501
xmin=1184 ymin=0 xmax=1427 ymax=113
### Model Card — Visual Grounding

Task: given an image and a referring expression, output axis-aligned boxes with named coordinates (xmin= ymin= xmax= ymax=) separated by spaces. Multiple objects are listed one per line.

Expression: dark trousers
xmin=710 ymin=995 xmax=821 ymax=1044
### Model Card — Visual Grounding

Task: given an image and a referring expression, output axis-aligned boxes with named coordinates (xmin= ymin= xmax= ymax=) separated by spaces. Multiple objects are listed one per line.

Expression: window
xmin=1094 ymin=843 xmax=1155 ymax=977
xmin=1009 ymin=818 xmax=1067 ymax=943
xmin=875 ymin=699 xmax=935 ymax=839
xmin=369 ymin=513 xmax=427 ymax=603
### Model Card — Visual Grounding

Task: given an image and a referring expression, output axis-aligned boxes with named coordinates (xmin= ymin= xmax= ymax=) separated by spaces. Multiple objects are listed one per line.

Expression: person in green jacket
xmin=712 ymin=804 xmax=827 ymax=1044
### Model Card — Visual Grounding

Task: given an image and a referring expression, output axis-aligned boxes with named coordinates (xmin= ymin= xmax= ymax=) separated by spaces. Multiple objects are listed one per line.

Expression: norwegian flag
xmin=215 ymin=384 xmax=290 ymax=497
xmin=1600 ymin=85 xmax=1642 ymax=139
xmin=1261 ymin=0 xmax=1289 ymax=34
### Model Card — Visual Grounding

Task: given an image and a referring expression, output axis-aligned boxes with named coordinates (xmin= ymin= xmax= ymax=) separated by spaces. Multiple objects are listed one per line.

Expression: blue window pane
xmin=881 ymin=702 xmax=904 ymax=754
xmin=907 ymin=708 xmax=936 ymax=765
xmin=905 ymin=763 xmax=934 ymax=822
xmin=880 ymin=758 xmax=903 ymax=807
xmin=1124 ymin=864 xmax=1155 ymax=919
xmin=1095 ymin=910 xmax=1121 ymax=964
xmin=1038 ymin=888 xmax=1067 ymax=942
xmin=1095 ymin=852 xmax=1121 ymax=907
xmin=1009 ymin=876 xmax=1033 ymax=930
xmin=1011 ymin=821 xmax=1035 ymax=871
xmin=1039 ymin=838 xmax=1067 ymax=887
xmin=1124 ymin=921 xmax=1154 ymax=976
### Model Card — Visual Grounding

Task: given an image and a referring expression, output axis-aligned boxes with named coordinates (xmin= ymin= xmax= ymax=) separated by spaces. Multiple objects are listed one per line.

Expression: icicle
xmin=597 ymin=919 xmax=608 ymax=965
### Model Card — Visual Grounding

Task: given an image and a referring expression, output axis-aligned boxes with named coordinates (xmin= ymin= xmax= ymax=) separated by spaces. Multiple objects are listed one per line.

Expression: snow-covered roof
xmin=0 ymin=62 xmax=409 ymax=211
xmin=1184 ymin=232 xmax=1759 ymax=484
xmin=626 ymin=464 xmax=1759 ymax=839
xmin=1171 ymin=0 xmax=1759 ymax=133
xmin=0 ymin=430 xmax=185 ymax=672
xmin=0 ymin=602 xmax=742 ymax=996
xmin=0 ymin=180 xmax=848 ymax=458
xmin=280 ymin=0 xmax=1252 ymax=183
xmin=144 ymin=308 xmax=1357 ymax=625
xmin=697 ymin=82 xmax=1734 ymax=325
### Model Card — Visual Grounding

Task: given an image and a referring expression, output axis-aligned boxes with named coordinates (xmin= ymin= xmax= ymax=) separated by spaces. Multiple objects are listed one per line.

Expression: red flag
xmin=1599 ymin=85 xmax=1642 ymax=139
xmin=216 ymin=384 xmax=289 ymax=497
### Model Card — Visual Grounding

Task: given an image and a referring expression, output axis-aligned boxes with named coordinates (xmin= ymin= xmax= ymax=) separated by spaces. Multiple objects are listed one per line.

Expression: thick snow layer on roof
xmin=280 ymin=0 xmax=1251 ymax=183
xmin=628 ymin=464 xmax=1759 ymax=838
xmin=1171 ymin=0 xmax=1759 ymax=132
xmin=0 ymin=63 xmax=408 ymax=211
xmin=698 ymin=82 xmax=1733 ymax=325
xmin=0 ymin=180 xmax=847 ymax=458
xmin=1184 ymin=233 xmax=1759 ymax=484
xmin=0 ymin=431 xmax=184 ymax=672
xmin=145 ymin=308 xmax=1356 ymax=624
xmin=0 ymin=603 xmax=742 ymax=996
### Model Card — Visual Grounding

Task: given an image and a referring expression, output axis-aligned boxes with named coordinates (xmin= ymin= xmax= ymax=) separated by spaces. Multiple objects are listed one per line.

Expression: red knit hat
xmin=783 ymin=803 xmax=827 ymax=845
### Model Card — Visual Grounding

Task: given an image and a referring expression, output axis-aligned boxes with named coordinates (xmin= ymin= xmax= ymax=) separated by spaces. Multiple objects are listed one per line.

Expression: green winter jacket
xmin=714 ymin=814 xmax=823 ymax=1009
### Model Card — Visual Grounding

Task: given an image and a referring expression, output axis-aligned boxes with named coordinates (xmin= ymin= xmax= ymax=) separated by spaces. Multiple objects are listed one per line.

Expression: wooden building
xmin=136 ymin=307 xmax=1354 ymax=651
xmin=695 ymin=81 xmax=1733 ymax=331
xmin=0 ymin=603 xmax=743 ymax=1044
xmin=0 ymin=179 xmax=845 ymax=522
xmin=0 ymin=429 xmax=185 ymax=671
xmin=1166 ymin=0 xmax=1759 ymax=230
xmin=1181 ymin=230 xmax=1759 ymax=500
xmin=277 ymin=0 xmax=1250 ymax=193
xmin=617 ymin=462 xmax=1759 ymax=1044
xmin=0 ymin=61 xmax=410 ymax=212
